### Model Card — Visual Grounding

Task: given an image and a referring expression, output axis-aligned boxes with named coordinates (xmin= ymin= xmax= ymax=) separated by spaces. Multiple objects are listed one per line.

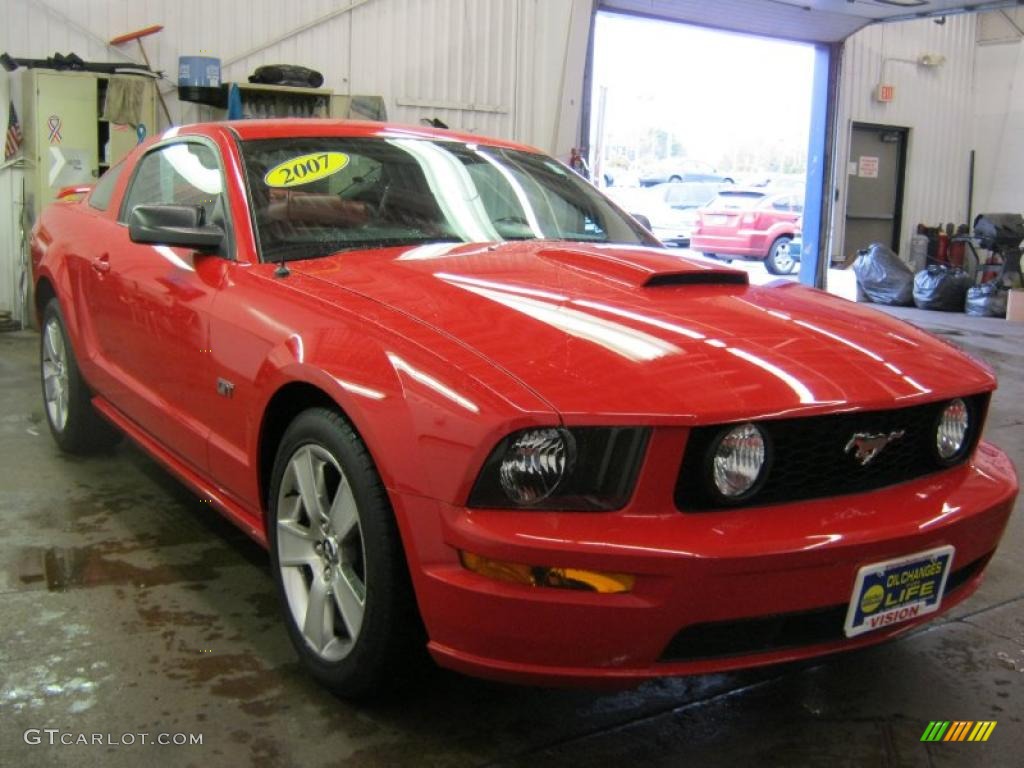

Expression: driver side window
xmin=121 ymin=142 xmax=227 ymax=232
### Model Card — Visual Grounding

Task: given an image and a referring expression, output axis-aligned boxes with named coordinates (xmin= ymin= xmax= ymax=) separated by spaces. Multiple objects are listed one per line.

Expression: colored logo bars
xmin=921 ymin=721 xmax=997 ymax=742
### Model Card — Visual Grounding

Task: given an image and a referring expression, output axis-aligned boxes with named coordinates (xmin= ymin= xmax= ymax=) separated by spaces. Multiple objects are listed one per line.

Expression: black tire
xmin=765 ymin=236 xmax=796 ymax=275
xmin=668 ymin=174 xmax=682 ymax=183
xmin=40 ymin=298 xmax=121 ymax=454
xmin=267 ymin=407 xmax=425 ymax=699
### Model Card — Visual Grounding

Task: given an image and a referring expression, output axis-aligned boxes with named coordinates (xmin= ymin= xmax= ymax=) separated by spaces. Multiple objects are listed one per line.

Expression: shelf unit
xmin=20 ymin=69 xmax=157 ymax=219
xmin=186 ymin=82 xmax=334 ymax=120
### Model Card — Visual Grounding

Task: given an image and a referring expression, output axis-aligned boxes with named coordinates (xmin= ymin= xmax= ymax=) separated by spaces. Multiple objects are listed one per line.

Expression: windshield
xmin=239 ymin=137 xmax=657 ymax=263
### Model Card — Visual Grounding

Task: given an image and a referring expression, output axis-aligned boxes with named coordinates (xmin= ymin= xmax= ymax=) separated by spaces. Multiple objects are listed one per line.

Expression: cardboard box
xmin=1007 ymin=289 xmax=1024 ymax=322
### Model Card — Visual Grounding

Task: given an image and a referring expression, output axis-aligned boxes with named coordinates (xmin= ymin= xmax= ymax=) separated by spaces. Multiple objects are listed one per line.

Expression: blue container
xmin=178 ymin=56 xmax=221 ymax=88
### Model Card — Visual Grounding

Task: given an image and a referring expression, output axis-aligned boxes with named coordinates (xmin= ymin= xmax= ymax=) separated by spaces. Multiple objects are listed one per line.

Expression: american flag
xmin=5 ymin=100 xmax=23 ymax=160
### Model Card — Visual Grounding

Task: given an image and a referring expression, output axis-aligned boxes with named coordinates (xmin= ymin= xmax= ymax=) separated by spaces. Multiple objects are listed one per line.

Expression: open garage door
xmin=591 ymin=0 xmax=1024 ymax=289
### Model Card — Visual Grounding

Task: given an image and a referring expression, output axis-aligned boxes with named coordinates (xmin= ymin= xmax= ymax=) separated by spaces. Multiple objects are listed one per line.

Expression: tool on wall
xmin=109 ymin=26 xmax=173 ymax=125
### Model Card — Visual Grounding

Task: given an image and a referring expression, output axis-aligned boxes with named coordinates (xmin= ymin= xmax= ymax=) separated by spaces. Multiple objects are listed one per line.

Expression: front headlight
xmin=469 ymin=427 xmax=650 ymax=511
xmin=498 ymin=428 xmax=575 ymax=505
xmin=709 ymin=422 xmax=769 ymax=501
xmin=936 ymin=398 xmax=970 ymax=463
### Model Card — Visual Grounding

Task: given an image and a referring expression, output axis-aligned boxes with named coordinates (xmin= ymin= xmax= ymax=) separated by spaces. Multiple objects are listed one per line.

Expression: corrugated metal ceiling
xmin=598 ymin=0 xmax=1024 ymax=42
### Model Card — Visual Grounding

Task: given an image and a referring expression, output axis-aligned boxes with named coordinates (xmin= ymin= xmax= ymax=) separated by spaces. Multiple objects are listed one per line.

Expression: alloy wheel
xmin=276 ymin=443 xmax=366 ymax=662
xmin=41 ymin=316 xmax=69 ymax=432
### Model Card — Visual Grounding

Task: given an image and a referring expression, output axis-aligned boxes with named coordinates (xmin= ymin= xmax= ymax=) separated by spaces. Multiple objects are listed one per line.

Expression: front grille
xmin=659 ymin=553 xmax=990 ymax=662
xmin=675 ymin=395 xmax=988 ymax=511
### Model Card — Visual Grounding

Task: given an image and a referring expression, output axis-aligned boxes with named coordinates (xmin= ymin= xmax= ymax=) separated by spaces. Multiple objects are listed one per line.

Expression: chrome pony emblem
xmin=844 ymin=430 xmax=905 ymax=466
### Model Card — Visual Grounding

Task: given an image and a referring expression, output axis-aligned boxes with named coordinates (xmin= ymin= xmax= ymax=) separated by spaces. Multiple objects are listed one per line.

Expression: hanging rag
xmin=102 ymin=76 xmax=147 ymax=126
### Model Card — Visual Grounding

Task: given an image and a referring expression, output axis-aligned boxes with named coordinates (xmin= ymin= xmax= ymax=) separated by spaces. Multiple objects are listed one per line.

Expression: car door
xmin=89 ymin=138 xmax=233 ymax=472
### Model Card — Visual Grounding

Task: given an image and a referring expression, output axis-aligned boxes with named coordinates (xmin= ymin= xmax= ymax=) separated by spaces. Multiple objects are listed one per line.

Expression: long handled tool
xmin=109 ymin=25 xmax=173 ymax=125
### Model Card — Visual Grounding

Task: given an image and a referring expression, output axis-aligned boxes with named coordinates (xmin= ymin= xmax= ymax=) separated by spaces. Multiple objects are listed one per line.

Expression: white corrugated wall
xmin=831 ymin=15 xmax=978 ymax=262
xmin=971 ymin=11 xmax=1024 ymax=215
xmin=0 ymin=0 xmax=590 ymax=151
xmin=0 ymin=0 xmax=592 ymax=321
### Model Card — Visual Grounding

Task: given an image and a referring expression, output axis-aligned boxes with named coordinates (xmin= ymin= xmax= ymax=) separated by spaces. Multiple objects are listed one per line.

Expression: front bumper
xmin=392 ymin=440 xmax=1017 ymax=687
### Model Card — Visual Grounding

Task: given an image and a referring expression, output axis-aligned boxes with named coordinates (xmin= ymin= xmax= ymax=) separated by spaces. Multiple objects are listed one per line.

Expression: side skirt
xmin=91 ymin=396 xmax=268 ymax=547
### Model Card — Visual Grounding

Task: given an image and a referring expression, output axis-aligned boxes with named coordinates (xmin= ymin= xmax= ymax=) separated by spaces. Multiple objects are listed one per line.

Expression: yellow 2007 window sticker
xmin=264 ymin=152 xmax=350 ymax=188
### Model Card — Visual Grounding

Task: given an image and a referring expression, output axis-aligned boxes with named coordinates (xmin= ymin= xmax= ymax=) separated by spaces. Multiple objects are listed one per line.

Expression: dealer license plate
xmin=844 ymin=545 xmax=954 ymax=638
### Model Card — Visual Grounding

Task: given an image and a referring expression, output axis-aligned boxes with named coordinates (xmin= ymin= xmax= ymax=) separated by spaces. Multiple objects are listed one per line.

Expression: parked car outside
xmin=606 ymin=180 xmax=721 ymax=246
xmin=690 ymin=188 xmax=803 ymax=274
xmin=736 ymin=173 xmax=806 ymax=190
xmin=638 ymin=158 xmax=734 ymax=187
xmin=601 ymin=167 xmax=640 ymax=188
xmin=31 ymin=120 xmax=1017 ymax=697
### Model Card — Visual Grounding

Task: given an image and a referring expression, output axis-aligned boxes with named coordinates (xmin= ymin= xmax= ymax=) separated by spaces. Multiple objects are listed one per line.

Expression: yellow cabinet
xmin=21 ymin=69 xmax=157 ymax=219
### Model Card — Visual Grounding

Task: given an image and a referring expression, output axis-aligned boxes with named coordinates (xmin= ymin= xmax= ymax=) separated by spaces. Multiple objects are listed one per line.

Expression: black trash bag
xmin=852 ymin=243 xmax=914 ymax=305
xmin=965 ymin=282 xmax=1009 ymax=318
xmin=248 ymin=64 xmax=324 ymax=88
xmin=912 ymin=265 xmax=973 ymax=311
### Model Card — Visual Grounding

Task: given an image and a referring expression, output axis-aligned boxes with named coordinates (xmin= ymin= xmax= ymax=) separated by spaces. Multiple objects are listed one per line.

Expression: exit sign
xmin=876 ymin=84 xmax=895 ymax=103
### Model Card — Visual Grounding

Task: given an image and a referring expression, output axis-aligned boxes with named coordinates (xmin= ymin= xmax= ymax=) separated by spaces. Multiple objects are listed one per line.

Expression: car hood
xmin=292 ymin=242 xmax=994 ymax=423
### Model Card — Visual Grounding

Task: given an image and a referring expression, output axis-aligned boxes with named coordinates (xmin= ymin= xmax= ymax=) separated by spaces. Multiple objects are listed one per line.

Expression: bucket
xmin=178 ymin=56 xmax=221 ymax=88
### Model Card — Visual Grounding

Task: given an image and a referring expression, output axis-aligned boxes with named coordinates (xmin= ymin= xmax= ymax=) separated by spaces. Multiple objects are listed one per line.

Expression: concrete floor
xmin=0 ymin=308 xmax=1022 ymax=768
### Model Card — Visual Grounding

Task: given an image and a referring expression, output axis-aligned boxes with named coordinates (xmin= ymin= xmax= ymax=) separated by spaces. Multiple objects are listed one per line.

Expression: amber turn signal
xmin=459 ymin=551 xmax=635 ymax=594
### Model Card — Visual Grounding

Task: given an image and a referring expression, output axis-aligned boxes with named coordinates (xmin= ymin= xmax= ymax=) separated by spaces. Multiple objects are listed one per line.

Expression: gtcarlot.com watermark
xmin=24 ymin=729 xmax=203 ymax=747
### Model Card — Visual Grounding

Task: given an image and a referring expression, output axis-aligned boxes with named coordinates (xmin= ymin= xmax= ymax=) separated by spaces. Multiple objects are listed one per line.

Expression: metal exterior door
xmin=844 ymin=123 xmax=906 ymax=259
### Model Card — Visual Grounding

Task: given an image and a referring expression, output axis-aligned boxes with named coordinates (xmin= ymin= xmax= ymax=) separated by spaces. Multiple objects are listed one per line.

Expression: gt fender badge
xmin=845 ymin=430 xmax=905 ymax=466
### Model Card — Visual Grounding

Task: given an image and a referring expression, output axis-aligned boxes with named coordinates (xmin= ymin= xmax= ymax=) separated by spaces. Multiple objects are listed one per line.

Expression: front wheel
xmin=40 ymin=299 xmax=120 ymax=453
xmin=267 ymin=407 xmax=424 ymax=698
xmin=765 ymin=236 xmax=797 ymax=275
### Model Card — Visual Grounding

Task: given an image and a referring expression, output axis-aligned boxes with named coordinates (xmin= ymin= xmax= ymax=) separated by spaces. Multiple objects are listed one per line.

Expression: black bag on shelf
xmin=965 ymin=282 xmax=1010 ymax=318
xmin=852 ymin=243 xmax=914 ymax=306
xmin=248 ymin=64 xmax=324 ymax=88
xmin=912 ymin=265 xmax=973 ymax=311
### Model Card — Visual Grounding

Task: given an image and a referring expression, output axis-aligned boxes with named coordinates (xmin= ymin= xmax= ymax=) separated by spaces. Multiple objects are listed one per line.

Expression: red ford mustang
xmin=31 ymin=120 xmax=1017 ymax=696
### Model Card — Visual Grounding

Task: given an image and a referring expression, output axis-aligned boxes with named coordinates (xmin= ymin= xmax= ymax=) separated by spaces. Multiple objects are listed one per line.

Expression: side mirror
xmin=632 ymin=213 xmax=653 ymax=231
xmin=128 ymin=204 xmax=223 ymax=252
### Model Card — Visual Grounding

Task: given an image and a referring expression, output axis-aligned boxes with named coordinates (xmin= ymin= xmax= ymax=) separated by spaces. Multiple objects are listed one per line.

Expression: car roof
xmin=176 ymin=119 xmax=540 ymax=154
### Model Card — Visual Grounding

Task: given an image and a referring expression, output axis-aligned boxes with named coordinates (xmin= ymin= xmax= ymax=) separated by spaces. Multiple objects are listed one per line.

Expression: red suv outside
xmin=690 ymin=189 xmax=803 ymax=274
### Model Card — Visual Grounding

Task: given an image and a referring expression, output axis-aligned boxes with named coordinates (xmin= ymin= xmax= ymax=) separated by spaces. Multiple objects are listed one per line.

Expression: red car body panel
xmin=690 ymin=192 xmax=800 ymax=259
xmin=31 ymin=121 xmax=1017 ymax=686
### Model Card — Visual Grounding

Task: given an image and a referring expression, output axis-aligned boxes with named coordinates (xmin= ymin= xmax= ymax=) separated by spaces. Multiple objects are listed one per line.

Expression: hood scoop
xmin=537 ymin=245 xmax=748 ymax=289
xmin=644 ymin=271 xmax=748 ymax=288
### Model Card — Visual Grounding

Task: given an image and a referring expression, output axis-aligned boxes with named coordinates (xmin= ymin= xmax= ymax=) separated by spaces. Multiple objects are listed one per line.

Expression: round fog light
xmin=498 ymin=428 xmax=574 ymax=505
xmin=711 ymin=422 xmax=767 ymax=500
xmin=936 ymin=398 xmax=969 ymax=461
